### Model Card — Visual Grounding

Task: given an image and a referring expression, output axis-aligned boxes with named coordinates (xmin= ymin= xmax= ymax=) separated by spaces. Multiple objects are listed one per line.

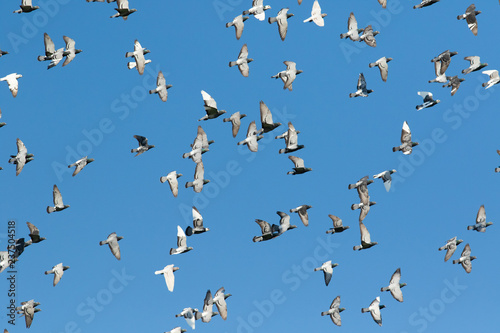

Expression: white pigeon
xmin=68 ymin=156 xmax=94 ymax=177
xmin=62 ymin=36 xmax=82 ymax=67
xmin=237 ymin=121 xmax=264 ymax=152
xmin=149 ymin=71 xmax=172 ymax=102
xmin=160 ymin=171 xmax=183 ymax=197
xmin=185 ymin=162 xmax=210 ymax=193
xmin=314 ymin=260 xmax=338 ymax=286
xmin=482 ymin=70 xmax=500 ymax=89
xmin=155 ymin=264 xmax=179 ymax=292
xmin=170 ymin=226 xmax=193 ymax=255
xmin=380 ymin=268 xmax=406 ymax=302
xmin=125 ymin=40 xmax=151 ymax=75
xmin=175 ymin=308 xmax=197 ymax=330
xmin=243 ymin=0 xmax=271 ymax=21
xmin=361 ymin=296 xmax=385 ymax=326
xmin=99 ymin=232 xmax=123 ymax=260
xmin=229 ymin=44 xmax=253 ymax=77
xmin=0 ymin=73 xmax=22 ymax=97
xmin=303 ymin=1 xmax=327 ymax=27
xmin=213 ymin=287 xmax=232 ymax=320
xmin=44 ymin=263 xmax=70 ymax=286
xmin=46 ymin=184 xmax=70 ymax=214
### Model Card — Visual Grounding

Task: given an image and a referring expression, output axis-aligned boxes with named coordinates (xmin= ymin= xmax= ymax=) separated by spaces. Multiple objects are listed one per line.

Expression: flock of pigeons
xmin=0 ymin=0 xmax=497 ymax=331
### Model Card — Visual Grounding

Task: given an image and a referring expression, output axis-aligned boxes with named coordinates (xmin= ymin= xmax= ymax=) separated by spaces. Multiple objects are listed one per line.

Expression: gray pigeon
xmin=326 ymin=214 xmax=350 ymax=234
xmin=0 ymin=49 xmax=8 ymax=57
xmin=457 ymin=4 xmax=480 ymax=36
xmin=243 ymin=0 xmax=271 ymax=21
xmin=62 ymin=36 xmax=82 ymax=67
xmin=443 ymin=76 xmax=465 ymax=96
xmin=37 ymin=33 xmax=57 ymax=62
xmin=260 ymin=101 xmax=282 ymax=133
xmin=268 ymin=8 xmax=294 ymax=41
xmin=24 ymin=222 xmax=46 ymax=247
xmin=271 ymin=61 xmax=303 ymax=91
xmin=303 ymin=1 xmax=327 ymax=27
xmin=340 ymin=12 xmax=361 ymax=41
xmin=9 ymin=138 xmax=32 ymax=176
xmin=482 ymin=70 xmax=500 ymax=89
xmin=110 ymin=0 xmax=137 ymax=20
xmin=99 ymin=232 xmax=123 ymax=260
xmin=253 ymin=219 xmax=278 ymax=242
xmin=431 ymin=50 xmax=458 ymax=75
xmin=416 ymin=91 xmax=440 ymax=110
xmin=223 ymin=112 xmax=247 ymax=138
xmin=18 ymin=302 xmax=41 ymax=328
xmin=213 ymin=287 xmax=232 ymax=320
xmin=462 ymin=56 xmax=487 ymax=74
xmin=467 ymin=205 xmax=493 ymax=232
xmin=126 ymin=40 xmax=151 ymax=75
xmin=155 ymin=264 xmax=179 ymax=292
xmin=237 ymin=121 xmax=264 ymax=152
xmin=428 ymin=59 xmax=447 ymax=83
xmin=229 ymin=44 xmax=253 ymax=77
xmin=13 ymin=0 xmax=39 ymax=13
xmin=314 ymin=260 xmax=338 ymax=286
xmin=438 ymin=236 xmax=463 ymax=262
xmin=321 ymin=296 xmax=344 ymax=326
xmin=369 ymin=57 xmax=392 ymax=82
xmin=185 ymin=162 xmax=210 ymax=193
xmin=195 ymin=290 xmax=219 ymax=323
xmin=160 ymin=171 xmax=183 ymax=198
xmin=279 ymin=122 xmax=303 ymax=154
xmin=44 ymin=263 xmax=70 ymax=286
xmin=68 ymin=156 xmax=94 ymax=176
xmin=452 ymin=243 xmax=476 ymax=273
xmin=349 ymin=73 xmax=373 ymax=97
xmin=46 ymin=185 xmax=70 ymax=214
xmin=413 ymin=0 xmax=440 ymax=9
xmin=350 ymin=177 xmax=375 ymax=222
xmin=149 ymin=71 xmax=172 ymax=102
xmin=359 ymin=25 xmax=377 ymax=47
xmin=226 ymin=15 xmax=249 ymax=40
xmin=287 ymin=156 xmax=312 ymax=175
xmin=185 ymin=206 xmax=210 ymax=236
xmin=392 ymin=121 xmax=419 ymax=154
xmin=131 ymin=135 xmax=155 ymax=156
xmin=290 ymin=205 xmax=312 ymax=226
xmin=183 ymin=126 xmax=212 ymax=163
xmin=353 ymin=222 xmax=378 ymax=250
xmin=199 ymin=90 xmax=227 ymax=121
xmin=170 ymin=226 xmax=194 ymax=255
xmin=380 ymin=268 xmax=406 ymax=302
xmin=273 ymin=211 xmax=297 ymax=236
xmin=373 ymin=169 xmax=397 ymax=192
xmin=348 ymin=175 xmax=373 ymax=190
xmin=175 ymin=308 xmax=197 ymax=330
xmin=361 ymin=297 xmax=385 ymax=326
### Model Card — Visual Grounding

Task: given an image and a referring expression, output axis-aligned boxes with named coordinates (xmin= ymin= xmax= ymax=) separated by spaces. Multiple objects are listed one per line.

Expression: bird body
xmin=47 ymin=185 xmax=70 ymax=213
xmin=99 ymin=232 xmax=123 ymax=260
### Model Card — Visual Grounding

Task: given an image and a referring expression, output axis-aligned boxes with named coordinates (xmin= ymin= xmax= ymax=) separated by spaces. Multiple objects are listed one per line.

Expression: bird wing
xmin=63 ymin=35 xmax=76 ymax=51
xmin=360 ymin=222 xmax=371 ymax=243
xmin=289 ymin=155 xmax=304 ymax=168
xmin=284 ymin=61 xmax=297 ymax=72
xmin=401 ymin=121 xmax=411 ymax=144
xmin=247 ymin=120 xmax=257 ymax=137
xmin=177 ymin=225 xmax=187 ymax=248
xmin=166 ymin=172 xmax=179 ymax=197
xmin=26 ymin=222 xmax=39 ymax=237
xmin=16 ymin=138 xmax=27 ymax=155
xmin=476 ymin=205 xmax=486 ymax=223
xmin=378 ymin=59 xmax=389 ymax=82
xmin=357 ymin=73 xmax=367 ymax=90
xmin=164 ymin=265 xmax=175 ymax=291
xmin=277 ymin=12 xmax=289 ymax=41
xmin=192 ymin=206 xmax=204 ymax=228
xmin=483 ymin=70 xmax=499 ymax=79
xmin=260 ymin=101 xmax=273 ymax=125
xmin=461 ymin=243 xmax=471 ymax=257
xmin=238 ymin=44 xmax=249 ymax=59
xmin=323 ymin=265 xmax=333 ymax=285
xmin=389 ymin=268 xmax=401 ymax=285
xmin=134 ymin=135 xmax=148 ymax=146
xmin=255 ymin=219 xmax=272 ymax=235
xmin=348 ymin=12 xmax=357 ymax=31
xmin=108 ymin=237 xmax=121 ymax=260
xmin=194 ymin=162 xmax=204 ymax=180
xmin=298 ymin=208 xmax=309 ymax=226
xmin=329 ymin=214 xmax=342 ymax=228
xmin=157 ymin=70 xmax=166 ymax=87
xmin=117 ymin=0 xmax=129 ymax=10
xmin=44 ymin=33 xmax=55 ymax=56
xmin=53 ymin=185 xmax=64 ymax=207
xmin=214 ymin=287 xmax=228 ymax=320
xmin=201 ymin=90 xmax=217 ymax=111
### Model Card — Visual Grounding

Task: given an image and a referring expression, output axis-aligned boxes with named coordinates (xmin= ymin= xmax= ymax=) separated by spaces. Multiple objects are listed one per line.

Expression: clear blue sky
xmin=0 ymin=0 xmax=498 ymax=332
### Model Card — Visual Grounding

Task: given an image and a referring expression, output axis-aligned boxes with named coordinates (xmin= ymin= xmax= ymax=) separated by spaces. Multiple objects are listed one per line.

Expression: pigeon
xmin=237 ymin=121 xmax=264 ymax=152
xmin=213 ymin=287 xmax=232 ymax=320
xmin=351 ymin=180 xmax=376 ymax=223
xmin=259 ymin=101 xmax=282 ymax=133
xmin=443 ymin=76 xmax=465 ymax=96
xmin=413 ymin=0 xmax=440 ymax=9
xmin=428 ymin=59 xmax=448 ymax=83
xmin=243 ymin=0 xmax=271 ymax=21
xmin=183 ymin=126 xmax=212 ymax=163
xmin=467 ymin=205 xmax=493 ymax=232
xmin=0 ymin=73 xmax=22 ymax=97
xmin=349 ymin=73 xmax=373 ymax=98
xmin=321 ymin=296 xmax=344 ymax=326
xmin=482 ymin=70 xmax=500 ymax=89
xmin=431 ymin=50 xmax=458 ymax=75
xmin=359 ymin=25 xmax=377 ymax=47
xmin=11 ymin=238 xmax=25 ymax=260
xmin=9 ymin=138 xmax=32 ymax=176
xmin=175 ymin=308 xmax=197 ymax=330
xmin=110 ymin=0 xmax=137 ymax=20
xmin=373 ymin=170 xmax=397 ymax=192
xmin=131 ymin=135 xmax=155 ymax=156
xmin=378 ymin=0 xmax=387 ymax=8
xmin=195 ymin=290 xmax=219 ymax=323
xmin=0 ymin=49 xmax=8 ymax=58
xmin=13 ymin=0 xmax=39 ymax=13
xmin=361 ymin=297 xmax=385 ymax=326
xmin=353 ymin=222 xmax=378 ymax=250
xmin=369 ymin=57 xmax=392 ymax=82
xmin=199 ymin=90 xmax=227 ymax=121
xmin=279 ymin=122 xmax=303 ymax=154
xmin=62 ymin=36 xmax=82 ymax=67
xmin=416 ymin=91 xmax=440 ymax=110
xmin=452 ymin=243 xmax=476 ymax=273
xmin=46 ymin=185 xmax=70 ymax=214
xmin=226 ymin=14 xmax=249 ymax=40
xmin=438 ymin=236 xmax=463 ymax=262
xmin=290 ymin=205 xmax=312 ymax=226
xmin=46 ymin=48 xmax=64 ymax=69
xmin=348 ymin=175 xmax=373 ymax=190
xmin=0 ymin=251 xmax=16 ymax=274
xmin=24 ymin=222 xmax=46 ymax=247
xmin=457 ymin=4 xmax=480 ymax=36
xmin=0 ymin=110 xmax=5 ymax=127
xmin=37 ymin=33 xmax=57 ymax=62
xmin=314 ymin=260 xmax=338 ymax=286
xmin=393 ymin=121 xmax=419 ymax=154
xmin=149 ymin=71 xmax=172 ymax=102
xmin=99 ymin=232 xmax=123 ymax=260
xmin=340 ymin=12 xmax=361 ymax=41
xmin=326 ymin=214 xmax=350 ymax=234
xmin=268 ymin=8 xmax=294 ymax=41
xmin=164 ymin=327 xmax=187 ymax=333
xmin=223 ymin=112 xmax=247 ymax=138
xmin=381 ymin=268 xmax=406 ymax=302
xmin=271 ymin=61 xmax=303 ymax=91
xmin=185 ymin=162 xmax=210 ymax=193
xmin=462 ymin=56 xmax=487 ymax=74
xmin=155 ymin=264 xmax=179 ymax=292
xmin=253 ymin=219 xmax=278 ymax=242
xmin=287 ymin=156 xmax=312 ymax=175
xmin=229 ymin=44 xmax=253 ymax=77
xmin=68 ymin=156 xmax=94 ymax=176
xmin=185 ymin=206 xmax=210 ymax=236
xmin=19 ymin=302 xmax=41 ymax=328
xmin=160 ymin=171 xmax=183 ymax=197
xmin=273 ymin=211 xmax=297 ymax=235
xmin=275 ymin=128 xmax=300 ymax=140
xmin=170 ymin=226 xmax=193 ymax=255
xmin=44 ymin=263 xmax=70 ymax=286
xmin=126 ymin=40 xmax=151 ymax=75
xmin=303 ymin=1 xmax=327 ymax=27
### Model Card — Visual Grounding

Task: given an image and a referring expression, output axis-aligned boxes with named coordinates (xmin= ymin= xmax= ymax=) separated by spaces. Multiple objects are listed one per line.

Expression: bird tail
xmin=226 ymin=22 xmax=234 ymax=28
xmin=125 ymin=52 xmax=134 ymax=58
xmin=482 ymin=82 xmax=489 ymax=88
xmin=351 ymin=203 xmax=361 ymax=210
xmin=46 ymin=206 xmax=55 ymax=214
xmin=185 ymin=181 xmax=193 ymax=188
xmin=37 ymin=55 xmax=46 ymax=62
xmin=229 ymin=61 xmax=237 ymax=67
xmin=321 ymin=311 xmax=328 ymax=316
xmin=287 ymin=171 xmax=295 ymax=175
xmin=268 ymin=17 xmax=277 ymax=24
xmin=278 ymin=148 xmax=286 ymax=154
xmin=368 ymin=62 xmax=377 ymax=68
xmin=182 ymin=152 xmax=191 ymax=159
xmin=340 ymin=33 xmax=347 ymax=39
xmin=457 ymin=14 xmax=464 ymax=20
xmin=452 ymin=259 xmax=459 ymax=264
xmin=169 ymin=248 xmax=176 ymax=255
xmin=392 ymin=146 xmax=401 ymax=152
xmin=313 ymin=267 xmax=321 ymax=272
xmin=467 ymin=225 xmax=474 ymax=230
xmin=160 ymin=176 xmax=168 ymax=183
xmin=353 ymin=245 xmax=361 ymax=251
xmin=185 ymin=226 xmax=193 ymax=236
xmin=223 ymin=118 xmax=231 ymax=122
xmin=349 ymin=93 xmax=356 ymax=98
xmin=253 ymin=236 xmax=262 ymax=242
xmin=131 ymin=148 xmax=138 ymax=153
xmin=348 ymin=183 xmax=356 ymax=190
xmin=361 ymin=308 xmax=369 ymax=313
xmin=495 ymin=168 xmax=500 ymax=173
xmin=149 ymin=88 xmax=157 ymax=95
xmin=99 ymin=240 xmax=107 ymax=246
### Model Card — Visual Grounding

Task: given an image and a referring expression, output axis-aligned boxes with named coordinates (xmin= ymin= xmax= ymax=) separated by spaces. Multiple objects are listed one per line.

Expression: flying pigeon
xmin=467 ymin=205 xmax=493 ymax=232
xmin=170 ymin=226 xmax=193 ymax=255
xmin=369 ymin=57 xmax=392 ymax=82
xmin=126 ymin=40 xmax=151 ymax=75
xmin=381 ymin=268 xmax=406 ymax=302
xmin=110 ymin=0 xmax=136 ymax=20
xmin=349 ymin=73 xmax=373 ymax=98
xmin=18 ymin=302 xmax=41 ymax=328
xmin=131 ymin=135 xmax=155 ymax=156
xmin=0 ymin=49 xmax=8 ymax=58
xmin=428 ymin=59 xmax=448 ymax=83
xmin=442 ymin=76 xmax=465 ymax=96
xmin=24 ymin=222 xmax=46 ymax=247
xmin=175 ymin=308 xmax=197 ymax=330
xmin=359 ymin=25 xmax=377 ymax=47
xmin=160 ymin=171 xmax=183 ymax=197
xmin=37 ymin=33 xmax=57 ymax=62
xmin=229 ymin=44 xmax=253 ymax=77
xmin=268 ymin=8 xmax=294 ymax=41
xmin=0 ymin=251 xmax=16 ymax=274
xmin=431 ymin=50 xmax=458 ymax=75
xmin=226 ymin=15 xmax=249 ymax=40
xmin=243 ymin=0 xmax=271 ymax=21
xmin=361 ymin=297 xmax=385 ymax=326
xmin=303 ymin=1 xmax=327 ymax=27
xmin=99 ymin=232 xmax=123 ymax=260
xmin=237 ymin=121 xmax=264 ymax=152
xmin=199 ymin=90 xmax=227 ymax=121
xmin=0 ymin=73 xmax=22 ymax=97
xmin=271 ymin=61 xmax=303 ymax=91
xmin=9 ymin=138 xmax=33 ymax=176
xmin=223 ymin=112 xmax=247 ymax=138
xmin=62 ymin=36 xmax=82 ymax=67
xmin=438 ymin=236 xmax=463 ymax=262
xmin=340 ymin=12 xmax=361 ymax=41
xmin=373 ymin=169 xmax=397 ymax=192
xmin=279 ymin=122 xmax=303 ymax=154
xmin=452 ymin=243 xmax=476 ymax=273
xmin=260 ymin=101 xmax=281 ymax=133
xmin=353 ymin=222 xmax=378 ymax=250
xmin=253 ymin=219 xmax=278 ymax=242
xmin=13 ymin=0 xmax=39 ymax=13
xmin=457 ymin=4 xmax=480 ymax=36
xmin=155 ymin=264 xmax=179 ymax=292
xmin=273 ymin=211 xmax=297 ymax=236
xmin=350 ymin=176 xmax=375 ymax=222
xmin=68 ymin=156 xmax=94 ymax=176
xmin=287 ymin=156 xmax=312 ymax=175
xmin=392 ymin=121 xmax=419 ymax=154
xmin=314 ymin=260 xmax=338 ymax=286
xmin=149 ymin=71 xmax=172 ymax=102
xmin=413 ymin=0 xmax=440 ymax=9
xmin=321 ymin=296 xmax=344 ymax=326
xmin=183 ymin=126 xmax=212 ymax=163
xmin=416 ymin=91 xmax=440 ymax=110
xmin=195 ymin=290 xmax=219 ymax=323
xmin=185 ymin=206 xmax=210 ymax=236
xmin=290 ymin=205 xmax=312 ymax=226
xmin=462 ymin=56 xmax=487 ymax=74
xmin=45 ymin=263 xmax=70 ymax=286
xmin=482 ymin=70 xmax=500 ymax=89
xmin=185 ymin=162 xmax=210 ymax=193
xmin=326 ymin=214 xmax=350 ymax=234
xmin=46 ymin=185 xmax=70 ymax=214
xmin=213 ymin=287 xmax=232 ymax=320
xmin=348 ymin=175 xmax=373 ymax=190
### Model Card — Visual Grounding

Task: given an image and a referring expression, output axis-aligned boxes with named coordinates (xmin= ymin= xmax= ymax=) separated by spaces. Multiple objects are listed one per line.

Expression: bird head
xmin=287 ymin=13 xmax=294 ymax=18
xmin=321 ymin=13 xmax=328 ymax=18
xmin=87 ymin=158 xmax=95 ymax=163
xmin=173 ymin=267 xmax=180 ymax=272
xmin=176 ymin=173 xmax=183 ymax=178
xmin=379 ymin=304 xmax=386 ymax=310
xmin=240 ymin=114 xmax=247 ymax=119
xmin=400 ymin=283 xmax=407 ymax=288
xmin=149 ymin=145 xmax=156 ymax=149
xmin=166 ymin=84 xmax=173 ymax=89
xmin=486 ymin=222 xmax=494 ymax=226
xmin=75 ymin=49 xmax=83 ymax=54
xmin=339 ymin=307 xmax=346 ymax=313
xmin=225 ymin=293 xmax=232 ymax=299
xmin=264 ymin=5 xmax=271 ymax=10
xmin=117 ymin=236 xmax=124 ymax=241
xmin=332 ymin=263 xmax=339 ymax=268
xmin=306 ymin=168 xmax=312 ymax=172
xmin=247 ymin=58 xmax=254 ymax=63
xmin=130 ymin=9 xmax=137 ymax=13
xmin=470 ymin=256 xmax=477 ymax=261
xmin=297 ymin=70 xmax=303 ymax=75
xmin=386 ymin=57 xmax=393 ymax=63
xmin=450 ymin=51 xmax=458 ymax=57
xmin=203 ymin=180 xmax=210 ymax=185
